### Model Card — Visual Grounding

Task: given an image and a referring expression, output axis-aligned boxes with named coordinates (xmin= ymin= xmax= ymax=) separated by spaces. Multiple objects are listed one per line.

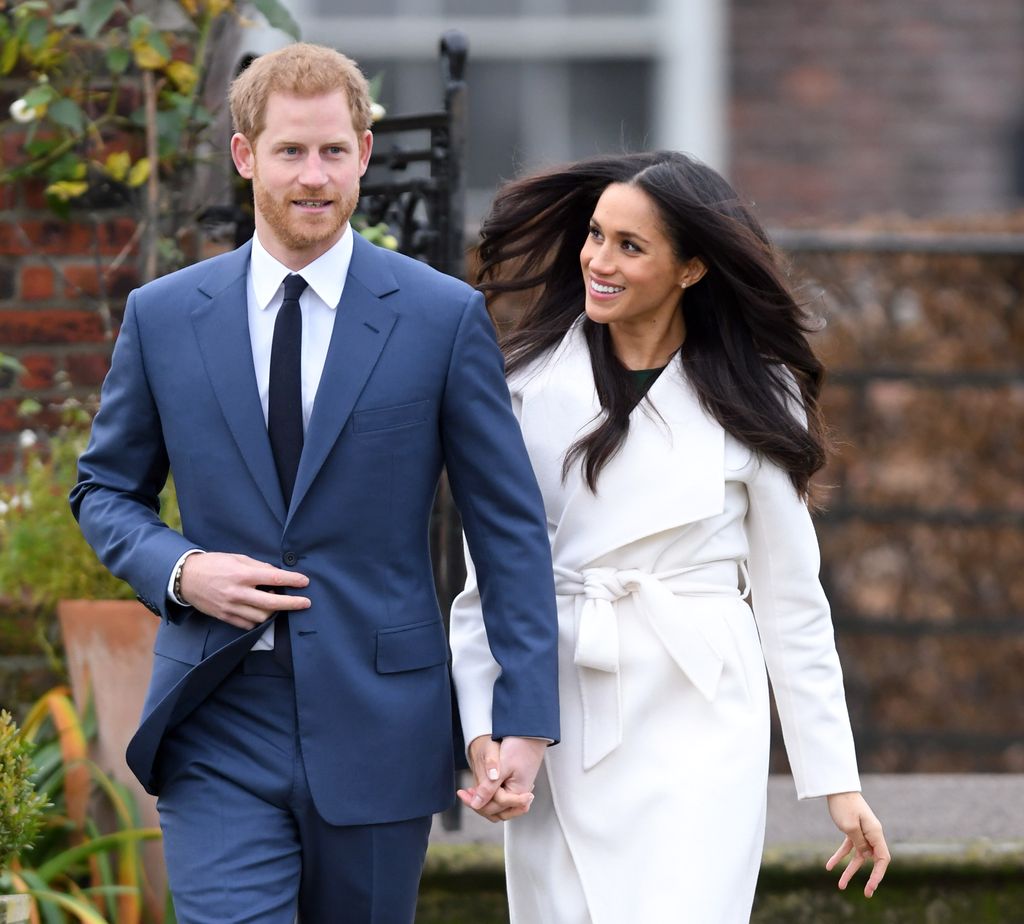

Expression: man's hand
xmin=456 ymin=735 xmax=547 ymax=823
xmin=825 ymin=791 xmax=890 ymax=898
xmin=179 ymin=552 xmax=310 ymax=629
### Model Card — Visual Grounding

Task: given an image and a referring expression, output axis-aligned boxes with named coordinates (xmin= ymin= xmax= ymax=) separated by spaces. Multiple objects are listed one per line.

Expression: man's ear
xmin=230 ymin=132 xmax=255 ymax=179
xmin=357 ymin=130 xmax=373 ymax=178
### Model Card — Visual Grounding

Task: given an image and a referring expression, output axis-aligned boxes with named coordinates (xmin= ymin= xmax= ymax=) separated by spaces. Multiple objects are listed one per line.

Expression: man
xmin=71 ymin=43 xmax=558 ymax=923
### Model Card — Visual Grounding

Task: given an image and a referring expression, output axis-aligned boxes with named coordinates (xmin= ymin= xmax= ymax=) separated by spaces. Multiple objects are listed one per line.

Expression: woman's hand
xmin=825 ymin=791 xmax=890 ymax=897
xmin=456 ymin=735 xmax=535 ymax=822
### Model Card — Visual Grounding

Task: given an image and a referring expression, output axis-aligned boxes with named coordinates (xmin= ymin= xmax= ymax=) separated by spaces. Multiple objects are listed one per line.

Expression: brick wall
xmin=0 ymin=199 xmax=137 ymax=473
xmin=731 ymin=0 xmax=1024 ymax=224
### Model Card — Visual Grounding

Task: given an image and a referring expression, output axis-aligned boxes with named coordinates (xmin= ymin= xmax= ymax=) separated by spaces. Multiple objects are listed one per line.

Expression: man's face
xmin=231 ymin=90 xmax=372 ymax=269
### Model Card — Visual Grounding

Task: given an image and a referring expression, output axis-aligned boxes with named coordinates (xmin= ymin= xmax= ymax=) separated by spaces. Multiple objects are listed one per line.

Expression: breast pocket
xmin=353 ymin=400 xmax=431 ymax=435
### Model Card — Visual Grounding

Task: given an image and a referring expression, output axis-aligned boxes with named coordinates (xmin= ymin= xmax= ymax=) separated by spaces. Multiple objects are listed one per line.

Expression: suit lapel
xmin=191 ymin=242 xmax=287 ymax=524
xmin=521 ymin=321 xmax=725 ymax=568
xmin=287 ymin=234 xmax=398 ymax=521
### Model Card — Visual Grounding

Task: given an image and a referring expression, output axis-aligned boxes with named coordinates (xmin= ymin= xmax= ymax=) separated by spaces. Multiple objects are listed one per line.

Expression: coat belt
xmin=554 ymin=562 xmax=749 ymax=771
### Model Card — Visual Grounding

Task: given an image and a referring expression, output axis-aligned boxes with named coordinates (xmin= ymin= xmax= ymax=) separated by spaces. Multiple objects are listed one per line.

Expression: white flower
xmin=18 ymin=492 xmax=32 ymax=510
xmin=9 ymin=99 xmax=38 ymax=123
xmin=18 ymin=429 xmax=37 ymax=449
xmin=370 ymin=102 xmax=386 ymax=123
xmin=0 ymin=500 xmax=8 ymax=516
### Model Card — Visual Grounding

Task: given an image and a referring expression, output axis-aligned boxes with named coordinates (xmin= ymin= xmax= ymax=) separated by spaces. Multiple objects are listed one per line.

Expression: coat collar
xmin=517 ymin=319 xmax=725 ymax=567
xmin=190 ymin=235 xmax=399 ymax=525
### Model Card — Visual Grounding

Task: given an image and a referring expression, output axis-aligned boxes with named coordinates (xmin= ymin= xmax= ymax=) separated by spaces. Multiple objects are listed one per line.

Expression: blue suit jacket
xmin=70 ymin=233 xmax=559 ymax=826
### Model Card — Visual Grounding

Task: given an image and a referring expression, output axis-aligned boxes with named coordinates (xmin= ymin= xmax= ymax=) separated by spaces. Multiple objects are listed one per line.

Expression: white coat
xmin=450 ymin=319 xmax=861 ymax=923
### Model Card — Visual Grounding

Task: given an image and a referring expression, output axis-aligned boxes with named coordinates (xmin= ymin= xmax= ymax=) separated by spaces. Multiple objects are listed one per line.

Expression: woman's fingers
xmin=825 ymin=835 xmax=853 ymax=871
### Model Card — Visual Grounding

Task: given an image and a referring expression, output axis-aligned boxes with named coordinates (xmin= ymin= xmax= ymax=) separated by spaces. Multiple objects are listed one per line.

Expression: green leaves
xmin=79 ymin=0 xmax=120 ymax=40
xmin=251 ymin=0 xmax=301 ymax=40
xmin=105 ymin=44 xmax=131 ymax=74
xmin=0 ymin=710 xmax=47 ymax=871
xmin=7 ymin=689 xmax=164 ymax=924
xmin=45 ymin=97 xmax=84 ymax=133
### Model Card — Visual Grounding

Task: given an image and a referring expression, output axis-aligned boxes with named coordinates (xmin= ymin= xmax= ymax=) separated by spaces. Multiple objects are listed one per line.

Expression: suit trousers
xmin=155 ymin=655 xmax=432 ymax=924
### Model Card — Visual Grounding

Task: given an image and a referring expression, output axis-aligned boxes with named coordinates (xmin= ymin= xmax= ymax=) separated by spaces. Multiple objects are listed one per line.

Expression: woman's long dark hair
xmin=475 ymin=151 xmax=828 ymax=500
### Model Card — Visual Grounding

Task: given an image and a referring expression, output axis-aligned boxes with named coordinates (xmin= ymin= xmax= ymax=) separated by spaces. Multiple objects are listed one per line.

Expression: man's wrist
xmin=168 ymin=549 xmax=203 ymax=605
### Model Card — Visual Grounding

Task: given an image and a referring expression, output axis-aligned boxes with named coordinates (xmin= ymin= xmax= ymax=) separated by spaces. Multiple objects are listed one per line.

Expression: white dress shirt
xmin=169 ymin=226 xmax=355 ymax=651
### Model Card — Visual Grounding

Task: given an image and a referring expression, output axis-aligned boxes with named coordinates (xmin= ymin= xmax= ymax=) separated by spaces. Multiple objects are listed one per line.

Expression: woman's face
xmin=580 ymin=182 xmax=694 ymax=335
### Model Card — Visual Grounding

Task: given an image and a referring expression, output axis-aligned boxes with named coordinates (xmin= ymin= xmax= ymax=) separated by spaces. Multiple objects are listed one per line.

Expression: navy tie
xmin=268 ymin=273 xmax=307 ymax=670
xmin=268 ymin=273 xmax=308 ymax=507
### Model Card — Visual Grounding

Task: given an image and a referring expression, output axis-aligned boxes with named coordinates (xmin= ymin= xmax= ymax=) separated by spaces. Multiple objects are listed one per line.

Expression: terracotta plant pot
xmin=56 ymin=599 xmax=164 ymax=920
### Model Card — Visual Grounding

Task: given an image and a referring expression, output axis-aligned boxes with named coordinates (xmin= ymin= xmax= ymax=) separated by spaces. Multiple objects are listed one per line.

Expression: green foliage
xmin=0 ymin=400 xmax=181 ymax=613
xmin=0 ymin=688 xmax=163 ymax=922
xmin=352 ymin=214 xmax=399 ymax=251
xmin=0 ymin=710 xmax=48 ymax=872
xmin=0 ymin=0 xmax=301 ymax=274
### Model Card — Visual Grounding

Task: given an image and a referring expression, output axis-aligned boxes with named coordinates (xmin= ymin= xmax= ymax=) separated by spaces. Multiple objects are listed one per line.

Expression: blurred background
xmin=1 ymin=0 xmax=1022 ymax=780
xmin=274 ymin=0 xmax=1024 ymax=775
xmin=296 ymin=0 xmax=1024 ymax=228
xmin=0 ymin=1 xmax=1021 ymax=919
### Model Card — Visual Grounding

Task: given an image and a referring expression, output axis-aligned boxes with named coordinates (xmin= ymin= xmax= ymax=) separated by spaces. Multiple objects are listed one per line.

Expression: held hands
xmin=825 ymin=791 xmax=890 ymax=898
xmin=457 ymin=735 xmax=548 ymax=823
xmin=179 ymin=552 xmax=311 ymax=629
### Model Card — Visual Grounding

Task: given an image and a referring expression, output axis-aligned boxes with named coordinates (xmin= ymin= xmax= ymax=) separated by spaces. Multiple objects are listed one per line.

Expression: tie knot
xmin=283 ymin=274 xmax=308 ymax=303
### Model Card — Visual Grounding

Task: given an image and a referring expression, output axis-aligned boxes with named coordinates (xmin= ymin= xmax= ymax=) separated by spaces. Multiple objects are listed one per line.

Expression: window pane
xmin=569 ymin=61 xmax=653 ymax=159
xmin=466 ymin=61 xmax=523 ymax=190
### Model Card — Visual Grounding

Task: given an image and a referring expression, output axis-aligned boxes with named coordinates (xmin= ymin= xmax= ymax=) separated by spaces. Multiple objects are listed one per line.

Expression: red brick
xmin=0 ymin=220 xmax=92 ymax=256
xmin=3 ymin=218 xmax=140 ymax=257
xmin=63 ymin=265 xmax=101 ymax=297
xmin=0 ymin=398 xmax=22 ymax=432
xmin=17 ymin=354 xmax=57 ymax=390
xmin=23 ymin=179 xmax=50 ymax=211
xmin=0 ymin=441 xmax=15 ymax=475
xmin=96 ymin=217 xmax=141 ymax=255
xmin=0 ymin=310 xmax=107 ymax=345
xmin=0 ymin=221 xmax=31 ymax=255
xmin=20 ymin=265 xmax=55 ymax=301
xmin=65 ymin=351 xmax=112 ymax=387
xmin=63 ymin=264 xmax=139 ymax=300
xmin=2 ymin=130 xmax=28 ymax=164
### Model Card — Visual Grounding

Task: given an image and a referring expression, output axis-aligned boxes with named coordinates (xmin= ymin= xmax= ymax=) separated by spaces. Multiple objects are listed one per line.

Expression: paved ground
xmin=430 ymin=774 xmax=1024 ymax=850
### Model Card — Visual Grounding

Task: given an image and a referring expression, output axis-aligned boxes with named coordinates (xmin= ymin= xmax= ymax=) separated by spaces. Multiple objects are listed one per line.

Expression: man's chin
xmin=281 ymin=219 xmax=347 ymax=252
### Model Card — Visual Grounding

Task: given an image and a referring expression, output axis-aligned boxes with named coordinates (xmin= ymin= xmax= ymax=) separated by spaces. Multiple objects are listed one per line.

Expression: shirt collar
xmin=250 ymin=225 xmax=355 ymax=311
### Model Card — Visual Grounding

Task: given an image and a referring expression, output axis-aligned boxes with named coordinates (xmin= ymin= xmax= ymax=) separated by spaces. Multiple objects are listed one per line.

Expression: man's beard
xmin=252 ymin=164 xmax=359 ymax=252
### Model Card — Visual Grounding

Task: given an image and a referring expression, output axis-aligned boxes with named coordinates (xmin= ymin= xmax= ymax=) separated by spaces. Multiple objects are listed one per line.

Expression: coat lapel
xmin=286 ymin=234 xmax=398 ymax=521
xmin=520 ymin=321 xmax=725 ymax=568
xmin=191 ymin=242 xmax=287 ymax=524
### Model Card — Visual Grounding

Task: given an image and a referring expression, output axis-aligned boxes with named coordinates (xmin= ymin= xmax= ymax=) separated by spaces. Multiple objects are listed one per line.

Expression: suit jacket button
xmin=283 ymin=551 xmax=298 ymax=566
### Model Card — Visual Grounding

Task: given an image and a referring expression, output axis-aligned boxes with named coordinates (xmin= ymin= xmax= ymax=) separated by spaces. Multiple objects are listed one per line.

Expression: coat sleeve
xmin=744 ymin=446 xmax=861 ymax=800
xmin=442 ymin=297 xmax=559 ymax=744
xmin=69 ymin=290 xmax=197 ymax=621
xmin=449 ymin=536 xmax=497 ymax=748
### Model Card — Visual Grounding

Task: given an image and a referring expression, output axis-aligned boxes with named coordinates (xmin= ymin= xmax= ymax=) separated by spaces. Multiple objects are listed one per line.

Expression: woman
xmin=449 ymin=151 xmax=889 ymax=923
